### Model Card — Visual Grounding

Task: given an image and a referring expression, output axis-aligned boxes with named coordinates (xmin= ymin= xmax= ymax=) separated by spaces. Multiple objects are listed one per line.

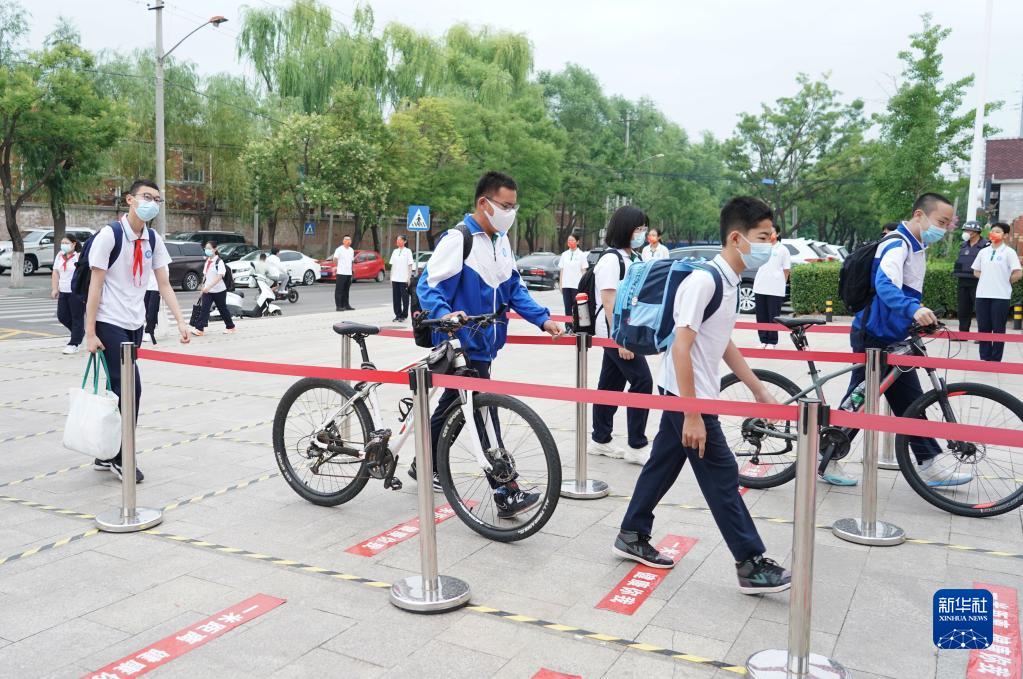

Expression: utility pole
xmin=151 ymin=2 xmax=166 ymax=235
xmin=966 ymin=0 xmax=993 ymax=223
xmin=623 ymin=113 xmax=637 ymax=152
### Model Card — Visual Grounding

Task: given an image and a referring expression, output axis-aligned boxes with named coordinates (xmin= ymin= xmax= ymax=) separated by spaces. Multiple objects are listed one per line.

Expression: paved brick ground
xmin=0 ymin=290 xmax=1021 ymax=678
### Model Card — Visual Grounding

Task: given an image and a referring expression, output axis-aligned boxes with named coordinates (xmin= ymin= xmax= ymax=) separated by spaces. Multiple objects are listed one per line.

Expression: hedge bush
xmin=789 ymin=261 xmax=1023 ymax=317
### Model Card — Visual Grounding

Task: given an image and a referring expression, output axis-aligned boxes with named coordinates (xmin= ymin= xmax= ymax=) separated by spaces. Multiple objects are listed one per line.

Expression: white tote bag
xmin=63 ymin=352 xmax=121 ymax=461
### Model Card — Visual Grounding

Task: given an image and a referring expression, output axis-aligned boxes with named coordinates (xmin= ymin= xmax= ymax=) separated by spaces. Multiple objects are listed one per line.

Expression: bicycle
xmin=720 ymin=316 xmax=1023 ymax=517
xmin=271 ymin=312 xmax=562 ymax=542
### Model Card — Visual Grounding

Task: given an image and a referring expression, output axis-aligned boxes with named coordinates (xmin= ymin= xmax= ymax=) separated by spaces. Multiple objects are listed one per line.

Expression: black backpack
xmin=410 ymin=224 xmax=473 ymax=348
xmin=838 ymin=234 xmax=901 ymax=314
xmin=572 ymin=249 xmax=625 ymax=334
xmin=72 ymin=221 xmax=155 ymax=297
xmin=220 ymin=260 xmax=235 ymax=291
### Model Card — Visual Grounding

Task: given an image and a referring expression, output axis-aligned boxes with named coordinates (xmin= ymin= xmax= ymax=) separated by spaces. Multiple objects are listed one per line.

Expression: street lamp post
xmin=148 ymin=3 xmax=228 ymax=236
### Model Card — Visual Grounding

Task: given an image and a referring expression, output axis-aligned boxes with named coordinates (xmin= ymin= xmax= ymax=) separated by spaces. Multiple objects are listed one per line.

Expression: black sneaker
xmin=611 ymin=530 xmax=674 ymax=569
xmin=736 ymin=555 xmax=790 ymax=594
xmin=494 ymin=487 xmax=539 ymax=518
xmin=93 ymin=458 xmax=112 ymax=471
xmin=392 ymin=317 xmax=401 ymax=322
xmin=110 ymin=461 xmax=144 ymax=484
xmin=407 ymin=462 xmax=442 ymax=492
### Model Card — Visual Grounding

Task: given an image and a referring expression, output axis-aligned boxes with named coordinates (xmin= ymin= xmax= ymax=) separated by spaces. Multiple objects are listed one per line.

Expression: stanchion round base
xmin=560 ymin=479 xmax=609 ymax=500
xmin=745 ymin=649 xmax=850 ymax=678
xmin=95 ymin=507 xmax=163 ymax=533
xmin=832 ymin=517 xmax=905 ymax=546
xmin=389 ymin=575 xmax=471 ymax=613
xmin=877 ymin=460 xmax=900 ymax=470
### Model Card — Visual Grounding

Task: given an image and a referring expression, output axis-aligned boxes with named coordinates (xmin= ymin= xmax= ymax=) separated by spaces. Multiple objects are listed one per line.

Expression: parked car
xmin=516 ymin=253 xmax=560 ymax=290
xmin=0 ymin=227 xmax=95 ymax=276
xmin=217 ymin=243 xmax=260 ymax=263
xmin=229 ymin=249 xmax=320 ymax=287
xmin=780 ymin=238 xmax=830 ymax=265
xmin=669 ymin=245 xmax=771 ymax=314
xmin=165 ymin=230 xmax=246 ymax=247
xmin=318 ymin=250 xmax=386 ymax=282
xmin=414 ymin=250 xmax=433 ymax=267
xmin=812 ymin=241 xmax=845 ymax=261
xmin=164 ymin=240 xmax=207 ymax=291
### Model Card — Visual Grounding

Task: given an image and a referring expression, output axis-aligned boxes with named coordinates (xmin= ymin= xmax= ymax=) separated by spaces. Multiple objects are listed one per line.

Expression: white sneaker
xmin=918 ymin=458 xmax=973 ymax=487
xmin=624 ymin=447 xmax=649 ymax=466
xmin=588 ymin=440 xmax=625 ymax=459
xmin=62 ymin=344 xmax=79 ymax=355
xmin=760 ymin=343 xmax=769 ymax=350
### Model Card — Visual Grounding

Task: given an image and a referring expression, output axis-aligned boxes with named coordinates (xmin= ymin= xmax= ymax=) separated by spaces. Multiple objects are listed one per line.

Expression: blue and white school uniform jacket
xmin=416 ymin=215 xmax=551 ymax=362
xmin=852 ymin=222 xmax=926 ymax=344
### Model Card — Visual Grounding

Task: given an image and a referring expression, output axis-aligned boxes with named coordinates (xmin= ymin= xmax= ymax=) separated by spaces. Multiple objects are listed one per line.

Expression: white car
xmin=229 ymin=249 xmax=321 ymax=286
xmin=811 ymin=241 xmax=845 ymax=261
xmin=0 ymin=227 xmax=95 ymax=276
xmin=780 ymin=238 xmax=832 ymax=265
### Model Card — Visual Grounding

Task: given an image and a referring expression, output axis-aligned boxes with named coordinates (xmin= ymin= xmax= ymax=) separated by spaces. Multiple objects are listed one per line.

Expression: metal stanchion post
xmin=96 ymin=343 xmax=164 ymax=533
xmin=560 ymin=332 xmax=608 ymax=499
xmin=833 ymin=348 xmax=905 ymax=546
xmin=877 ymin=399 xmax=899 ymax=470
xmin=390 ymin=365 xmax=471 ymax=612
xmin=746 ymin=399 xmax=849 ymax=679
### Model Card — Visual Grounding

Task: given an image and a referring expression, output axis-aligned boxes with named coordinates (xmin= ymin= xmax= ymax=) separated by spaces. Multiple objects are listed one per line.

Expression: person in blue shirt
xmin=414 ymin=171 xmax=563 ymax=516
xmin=821 ymin=192 xmax=973 ymax=488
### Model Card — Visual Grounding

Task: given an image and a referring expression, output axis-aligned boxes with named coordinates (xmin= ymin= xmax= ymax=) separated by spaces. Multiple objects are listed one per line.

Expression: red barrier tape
xmin=137 ymin=349 xmax=1022 ymax=448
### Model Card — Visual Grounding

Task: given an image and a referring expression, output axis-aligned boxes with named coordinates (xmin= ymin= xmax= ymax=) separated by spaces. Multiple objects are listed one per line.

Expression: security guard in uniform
xmin=954 ymin=221 xmax=988 ymax=336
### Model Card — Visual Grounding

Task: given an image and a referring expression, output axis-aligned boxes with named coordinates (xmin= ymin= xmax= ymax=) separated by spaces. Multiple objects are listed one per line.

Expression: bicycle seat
xmin=332 ymin=322 xmax=380 ymax=337
xmin=773 ymin=316 xmax=826 ymax=329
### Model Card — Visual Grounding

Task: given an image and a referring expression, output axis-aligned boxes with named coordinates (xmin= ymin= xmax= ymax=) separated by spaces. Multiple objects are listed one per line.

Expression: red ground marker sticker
xmin=968 ymin=582 xmax=1021 ymax=679
xmin=532 ymin=669 xmax=582 ymax=679
xmin=345 ymin=503 xmax=466 ymax=557
xmin=597 ymin=534 xmax=697 ymax=615
xmin=83 ymin=593 xmax=285 ymax=679
xmin=739 ymin=462 xmax=770 ymax=496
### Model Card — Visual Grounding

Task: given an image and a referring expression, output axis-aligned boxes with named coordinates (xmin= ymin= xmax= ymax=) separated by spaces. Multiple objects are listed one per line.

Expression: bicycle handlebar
xmin=909 ymin=321 xmax=946 ymax=337
xmin=418 ymin=310 xmax=505 ymax=332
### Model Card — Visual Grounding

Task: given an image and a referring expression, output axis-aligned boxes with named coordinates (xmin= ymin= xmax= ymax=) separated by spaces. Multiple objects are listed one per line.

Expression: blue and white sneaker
xmin=817 ymin=461 xmax=858 ymax=486
xmin=918 ymin=458 xmax=973 ymax=487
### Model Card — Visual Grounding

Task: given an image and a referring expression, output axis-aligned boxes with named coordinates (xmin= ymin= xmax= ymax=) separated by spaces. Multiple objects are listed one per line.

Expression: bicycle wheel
xmin=272 ymin=378 xmax=373 ymax=506
xmin=896 ymin=382 xmax=1023 ymax=518
xmin=436 ymin=393 xmax=561 ymax=542
xmin=719 ymin=369 xmax=802 ymax=489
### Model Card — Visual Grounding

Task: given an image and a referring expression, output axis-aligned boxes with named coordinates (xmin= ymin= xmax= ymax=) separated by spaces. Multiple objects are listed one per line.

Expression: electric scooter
xmin=216 ymin=266 xmax=282 ymax=320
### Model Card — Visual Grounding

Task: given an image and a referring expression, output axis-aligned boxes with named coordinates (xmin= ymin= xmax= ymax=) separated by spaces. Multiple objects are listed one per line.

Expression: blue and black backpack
xmin=611 ymin=258 xmax=723 ymax=355
xmin=72 ymin=221 xmax=156 ymax=297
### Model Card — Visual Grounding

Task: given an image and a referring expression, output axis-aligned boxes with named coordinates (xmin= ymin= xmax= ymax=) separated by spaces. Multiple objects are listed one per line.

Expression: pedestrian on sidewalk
xmin=143 ymin=271 xmax=160 ymax=344
xmin=589 ymin=206 xmax=653 ymax=466
xmin=613 ymin=196 xmax=791 ymax=596
xmin=752 ymin=226 xmax=790 ymax=348
xmin=332 ymin=235 xmax=355 ymax=311
xmin=389 ymin=235 xmax=414 ymax=321
xmin=51 ymin=233 xmax=84 ymax=354
xmin=641 ymin=227 xmax=669 ymax=261
xmin=955 ymin=221 xmax=988 ymax=335
xmin=972 ymin=222 xmax=1022 ymax=362
xmin=84 ymin=179 xmax=191 ymax=483
xmin=190 ymin=242 xmax=237 ymax=337
xmin=557 ymin=234 xmax=587 ymax=316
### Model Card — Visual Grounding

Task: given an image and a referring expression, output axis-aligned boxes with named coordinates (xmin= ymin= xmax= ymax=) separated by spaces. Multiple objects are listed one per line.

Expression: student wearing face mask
xmin=557 ymin=234 xmax=588 ymax=316
xmin=414 ymin=171 xmax=563 ymax=512
xmin=588 ymin=206 xmax=654 ymax=465
xmin=752 ymin=227 xmax=790 ymax=349
xmin=51 ymin=233 xmax=84 ymax=354
xmin=972 ymin=223 xmax=1022 ymax=362
xmin=641 ymin=227 xmax=669 ymax=261
xmin=821 ymin=193 xmax=972 ymax=488
xmin=954 ymin=221 xmax=987 ymax=336
xmin=190 ymin=242 xmax=236 ymax=336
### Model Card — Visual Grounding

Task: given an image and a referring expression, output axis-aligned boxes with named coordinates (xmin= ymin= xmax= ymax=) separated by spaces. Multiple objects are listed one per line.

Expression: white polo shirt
xmin=557 ymin=248 xmax=588 ymax=289
xmin=203 ymin=257 xmax=227 ymax=293
xmin=659 ymin=255 xmax=740 ymax=399
xmin=593 ymin=249 xmax=633 ymax=339
xmin=973 ymin=244 xmax=1022 ymax=300
xmin=389 ymin=247 xmax=414 ymax=283
xmin=333 ymin=245 xmax=355 ymax=276
xmin=52 ymin=251 xmax=79 ymax=293
xmin=642 ymin=243 xmax=669 ymax=261
xmin=89 ymin=218 xmax=171 ymax=330
xmin=752 ymin=242 xmax=791 ymax=296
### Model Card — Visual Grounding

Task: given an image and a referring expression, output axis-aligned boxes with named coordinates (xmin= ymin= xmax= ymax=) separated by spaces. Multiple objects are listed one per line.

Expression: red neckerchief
xmin=121 ymin=216 xmax=146 ymax=287
xmin=61 ymin=252 xmax=75 ymax=270
xmin=204 ymin=257 xmax=213 ymax=274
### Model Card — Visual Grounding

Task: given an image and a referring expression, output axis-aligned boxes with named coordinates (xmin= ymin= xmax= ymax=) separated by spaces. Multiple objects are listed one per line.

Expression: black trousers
xmin=754 ymin=293 xmax=784 ymax=345
xmin=561 ymin=287 xmax=577 ymax=317
xmin=392 ymin=282 xmax=409 ymax=319
xmin=335 ymin=274 xmax=352 ymax=309
xmin=956 ymin=281 xmax=978 ymax=333
xmin=143 ymin=290 xmax=160 ymax=336
xmin=621 ymin=398 xmax=766 ymax=562
xmin=976 ymin=297 xmax=1009 ymax=362
xmin=592 ymin=347 xmax=652 ymax=448
xmin=94 ymin=321 xmax=143 ymax=464
xmin=56 ymin=292 xmax=85 ymax=346
xmin=430 ymin=359 xmax=491 ymax=463
xmin=195 ymin=290 xmax=235 ymax=331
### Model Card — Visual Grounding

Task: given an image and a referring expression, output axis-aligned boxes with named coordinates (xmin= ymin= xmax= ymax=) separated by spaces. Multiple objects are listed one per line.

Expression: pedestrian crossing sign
xmin=407 ymin=205 xmax=430 ymax=232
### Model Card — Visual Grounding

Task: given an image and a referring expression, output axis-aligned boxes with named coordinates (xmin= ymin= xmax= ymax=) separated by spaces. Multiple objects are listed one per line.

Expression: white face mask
xmin=962 ymin=232 xmax=971 ymax=242
xmin=485 ymin=199 xmax=517 ymax=234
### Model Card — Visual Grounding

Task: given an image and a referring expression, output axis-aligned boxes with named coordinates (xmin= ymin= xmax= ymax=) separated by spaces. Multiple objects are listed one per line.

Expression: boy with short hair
xmin=612 ymin=196 xmax=791 ymax=595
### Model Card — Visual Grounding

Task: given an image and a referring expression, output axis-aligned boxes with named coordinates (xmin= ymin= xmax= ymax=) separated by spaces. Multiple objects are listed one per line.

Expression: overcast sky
xmin=22 ymin=0 xmax=1023 ymax=141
